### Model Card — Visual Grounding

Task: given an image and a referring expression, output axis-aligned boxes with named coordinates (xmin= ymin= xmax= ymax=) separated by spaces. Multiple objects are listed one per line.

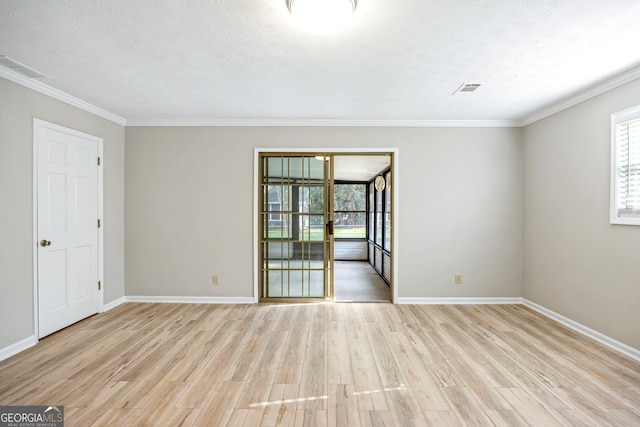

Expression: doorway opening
xmin=255 ymin=149 xmax=396 ymax=303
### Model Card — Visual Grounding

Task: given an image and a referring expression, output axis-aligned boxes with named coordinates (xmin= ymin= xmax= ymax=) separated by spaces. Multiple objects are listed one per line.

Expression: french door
xmin=259 ymin=154 xmax=334 ymax=301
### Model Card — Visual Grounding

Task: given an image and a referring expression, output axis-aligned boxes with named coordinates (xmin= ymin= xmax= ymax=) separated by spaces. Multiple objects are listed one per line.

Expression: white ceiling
xmin=1 ymin=0 xmax=640 ymax=125
xmin=334 ymin=155 xmax=390 ymax=181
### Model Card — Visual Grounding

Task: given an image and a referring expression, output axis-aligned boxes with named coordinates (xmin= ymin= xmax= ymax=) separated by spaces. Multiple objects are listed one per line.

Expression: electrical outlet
xmin=212 ymin=275 xmax=220 ymax=285
xmin=454 ymin=274 xmax=462 ymax=285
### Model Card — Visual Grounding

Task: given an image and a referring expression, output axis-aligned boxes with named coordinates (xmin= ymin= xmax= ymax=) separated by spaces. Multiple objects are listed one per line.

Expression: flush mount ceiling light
xmin=287 ymin=0 xmax=357 ymax=35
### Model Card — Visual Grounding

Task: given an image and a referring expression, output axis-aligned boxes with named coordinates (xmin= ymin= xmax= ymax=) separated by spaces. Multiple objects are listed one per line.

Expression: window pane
xmin=298 ymin=215 xmax=325 ymax=241
xmin=369 ymin=182 xmax=375 ymax=240
xmin=334 ymin=184 xmax=366 ymax=211
xmin=375 ymin=212 xmax=383 ymax=246
xmin=306 ymin=186 xmax=324 ymax=213
xmin=334 ymin=212 xmax=366 ymax=238
xmin=384 ymin=212 xmax=391 ymax=250
xmin=334 ymin=183 xmax=366 ymax=239
xmin=385 ymin=172 xmax=391 ymax=212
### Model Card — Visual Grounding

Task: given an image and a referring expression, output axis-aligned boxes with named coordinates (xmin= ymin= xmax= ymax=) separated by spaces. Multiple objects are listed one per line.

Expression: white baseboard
xmin=0 ymin=335 xmax=38 ymax=362
xmin=125 ymin=296 xmax=256 ymax=304
xmin=102 ymin=296 xmax=126 ymax=312
xmin=395 ymin=297 xmax=523 ymax=305
xmin=522 ymin=299 xmax=640 ymax=363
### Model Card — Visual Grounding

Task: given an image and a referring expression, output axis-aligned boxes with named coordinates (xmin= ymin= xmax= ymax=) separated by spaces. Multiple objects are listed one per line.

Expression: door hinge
xmin=98 ymin=281 xmax=101 ymax=290
xmin=98 ymin=219 xmax=101 ymax=228
xmin=97 ymin=157 xmax=101 ymax=166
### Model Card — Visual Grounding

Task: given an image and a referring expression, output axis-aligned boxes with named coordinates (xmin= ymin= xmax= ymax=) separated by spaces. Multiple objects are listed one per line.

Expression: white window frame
xmin=611 ymin=105 xmax=640 ymax=225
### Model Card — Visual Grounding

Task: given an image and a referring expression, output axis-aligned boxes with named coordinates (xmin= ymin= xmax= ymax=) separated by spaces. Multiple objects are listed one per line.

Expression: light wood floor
xmin=1 ymin=303 xmax=639 ymax=426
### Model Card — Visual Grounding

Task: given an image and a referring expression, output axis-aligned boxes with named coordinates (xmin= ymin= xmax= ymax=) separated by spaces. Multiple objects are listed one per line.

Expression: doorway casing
xmin=253 ymin=148 xmax=398 ymax=303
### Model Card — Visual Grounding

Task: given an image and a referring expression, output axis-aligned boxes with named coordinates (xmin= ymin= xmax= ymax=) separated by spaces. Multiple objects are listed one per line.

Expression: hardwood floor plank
xmin=300 ymin=409 xmax=327 ymax=427
xmin=298 ymin=330 xmax=328 ymax=410
xmin=260 ymin=383 xmax=299 ymax=427
xmin=90 ymin=408 xmax=141 ymax=426
xmin=440 ymin=386 xmax=495 ymax=426
xmin=347 ymin=330 xmax=389 ymax=411
xmin=327 ymin=320 xmax=355 ymax=385
xmin=194 ymin=380 xmax=244 ymax=426
xmin=359 ymin=410 xmax=394 ymax=427
xmin=364 ymin=321 xmax=425 ymax=425
xmin=484 ymin=408 xmax=529 ymax=427
xmin=0 ymin=303 xmax=638 ymax=426
xmin=236 ymin=331 xmax=289 ymax=409
xmin=329 ymin=383 xmax=360 ymax=427
xmin=273 ymin=316 xmax=309 ymax=384
xmin=401 ymin=322 xmax=463 ymax=388
xmin=497 ymin=387 xmax=563 ymax=426
xmin=422 ymin=410 xmax=463 ymax=427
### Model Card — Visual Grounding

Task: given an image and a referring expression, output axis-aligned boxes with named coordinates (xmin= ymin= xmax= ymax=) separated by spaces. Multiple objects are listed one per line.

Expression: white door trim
xmin=253 ymin=147 xmax=399 ymax=303
xmin=32 ymin=118 xmax=104 ymax=339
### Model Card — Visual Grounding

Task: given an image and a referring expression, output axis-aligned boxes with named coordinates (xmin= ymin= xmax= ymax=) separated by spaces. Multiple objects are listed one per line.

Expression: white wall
xmin=0 ymin=77 xmax=126 ymax=351
xmin=523 ymin=78 xmax=640 ymax=350
xmin=124 ymin=126 xmax=523 ymax=300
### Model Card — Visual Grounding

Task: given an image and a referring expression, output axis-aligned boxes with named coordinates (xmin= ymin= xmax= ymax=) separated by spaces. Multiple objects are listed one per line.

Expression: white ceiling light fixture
xmin=287 ymin=0 xmax=357 ymax=35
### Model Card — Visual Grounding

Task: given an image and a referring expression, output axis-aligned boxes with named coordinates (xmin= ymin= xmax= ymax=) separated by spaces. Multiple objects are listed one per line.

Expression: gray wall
xmin=523 ymin=78 xmax=640 ymax=350
xmin=5 ymin=71 xmax=638 ymax=355
xmin=125 ymin=126 xmax=524 ymax=300
xmin=0 ymin=77 xmax=126 ymax=350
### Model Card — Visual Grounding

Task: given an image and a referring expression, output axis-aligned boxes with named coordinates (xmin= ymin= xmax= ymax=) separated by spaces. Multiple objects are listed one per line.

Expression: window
xmin=334 ymin=183 xmax=366 ymax=238
xmin=375 ymin=180 xmax=383 ymax=246
xmin=383 ymin=172 xmax=391 ymax=250
xmin=368 ymin=182 xmax=375 ymax=240
xmin=611 ymin=105 xmax=640 ymax=225
xmin=268 ymin=202 xmax=282 ymax=221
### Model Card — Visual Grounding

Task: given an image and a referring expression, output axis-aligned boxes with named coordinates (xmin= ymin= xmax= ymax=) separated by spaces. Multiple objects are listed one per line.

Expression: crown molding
xmin=125 ymin=118 xmax=518 ymax=127
xmin=5 ymin=61 xmax=640 ymax=129
xmin=0 ymin=68 xmax=126 ymax=126
xmin=518 ymin=64 xmax=640 ymax=127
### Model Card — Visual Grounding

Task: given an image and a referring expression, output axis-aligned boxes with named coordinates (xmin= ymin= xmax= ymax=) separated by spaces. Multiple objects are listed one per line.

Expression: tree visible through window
xmin=334 ymin=183 xmax=367 ymax=238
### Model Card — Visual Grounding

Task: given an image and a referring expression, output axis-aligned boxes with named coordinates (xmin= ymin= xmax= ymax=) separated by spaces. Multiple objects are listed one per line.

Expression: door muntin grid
xmin=260 ymin=155 xmax=332 ymax=299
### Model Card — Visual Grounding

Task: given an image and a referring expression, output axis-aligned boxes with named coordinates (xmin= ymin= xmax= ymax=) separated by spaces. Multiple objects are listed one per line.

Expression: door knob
xmin=40 ymin=240 xmax=51 ymax=247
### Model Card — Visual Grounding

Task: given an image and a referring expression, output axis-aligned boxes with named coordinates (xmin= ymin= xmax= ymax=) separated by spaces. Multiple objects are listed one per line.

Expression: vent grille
xmin=452 ymin=83 xmax=481 ymax=95
xmin=0 ymin=55 xmax=48 ymax=78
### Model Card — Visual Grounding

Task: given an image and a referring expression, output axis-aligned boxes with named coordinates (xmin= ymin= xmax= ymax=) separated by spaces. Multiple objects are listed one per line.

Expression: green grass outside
xmin=267 ymin=227 xmax=366 ymax=239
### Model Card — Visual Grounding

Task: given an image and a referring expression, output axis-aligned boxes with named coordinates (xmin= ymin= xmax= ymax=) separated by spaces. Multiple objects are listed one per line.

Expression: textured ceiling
xmin=1 ymin=0 xmax=640 ymax=124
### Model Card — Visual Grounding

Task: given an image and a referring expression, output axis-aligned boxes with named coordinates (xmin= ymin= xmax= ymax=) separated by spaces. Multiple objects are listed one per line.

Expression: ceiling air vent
xmin=0 ymin=55 xmax=48 ymax=78
xmin=452 ymin=83 xmax=481 ymax=95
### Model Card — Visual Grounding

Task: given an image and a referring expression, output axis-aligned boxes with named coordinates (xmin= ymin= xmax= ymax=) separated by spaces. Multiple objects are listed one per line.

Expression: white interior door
xmin=36 ymin=120 xmax=101 ymax=338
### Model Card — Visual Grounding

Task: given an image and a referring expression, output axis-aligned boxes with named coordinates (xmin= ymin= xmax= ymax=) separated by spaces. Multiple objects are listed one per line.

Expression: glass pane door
xmin=260 ymin=154 xmax=333 ymax=300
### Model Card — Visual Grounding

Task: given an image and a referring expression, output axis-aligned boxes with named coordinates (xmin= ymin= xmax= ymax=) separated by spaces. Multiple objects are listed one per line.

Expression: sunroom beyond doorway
xmin=254 ymin=149 xmax=398 ymax=304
